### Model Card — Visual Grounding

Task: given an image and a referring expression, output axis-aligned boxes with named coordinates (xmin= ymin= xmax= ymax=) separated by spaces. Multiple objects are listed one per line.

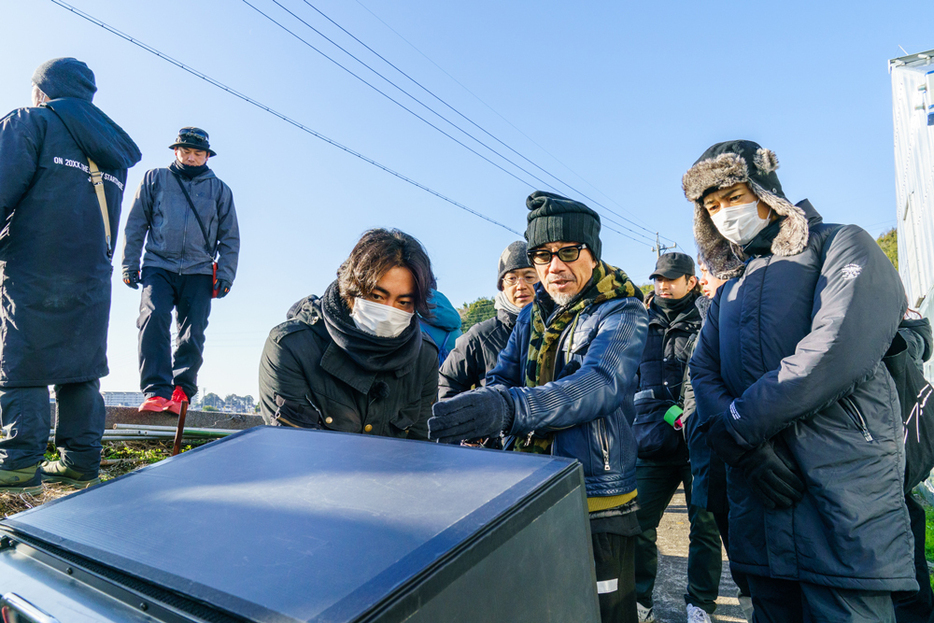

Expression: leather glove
xmin=705 ymin=414 xmax=748 ymax=466
xmin=735 ymin=440 xmax=806 ymax=510
xmin=123 ymin=269 xmax=140 ymax=289
xmin=214 ymin=279 xmax=232 ymax=298
xmin=429 ymin=386 xmax=514 ymax=444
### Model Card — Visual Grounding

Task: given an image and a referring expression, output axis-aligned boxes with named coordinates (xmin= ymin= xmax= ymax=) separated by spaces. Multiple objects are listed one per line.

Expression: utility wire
xmin=262 ymin=0 xmax=656 ymax=245
xmin=296 ymin=0 xmax=659 ymax=242
xmin=48 ymin=0 xmax=522 ymax=236
xmin=351 ymin=0 xmax=672 ymax=243
xmin=244 ymin=0 xmax=642 ymax=242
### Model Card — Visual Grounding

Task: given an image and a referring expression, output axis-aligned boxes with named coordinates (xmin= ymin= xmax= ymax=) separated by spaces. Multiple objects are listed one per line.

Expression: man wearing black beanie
xmin=0 ymin=58 xmax=141 ymax=492
xmin=429 ymin=191 xmax=649 ymax=623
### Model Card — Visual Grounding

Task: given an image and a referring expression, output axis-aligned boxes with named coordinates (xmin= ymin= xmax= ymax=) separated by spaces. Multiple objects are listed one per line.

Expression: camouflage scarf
xmin=525 ymin=261 xmax=637 ymax=387
xmin=515 ymin=261 xmax=637 ymax=453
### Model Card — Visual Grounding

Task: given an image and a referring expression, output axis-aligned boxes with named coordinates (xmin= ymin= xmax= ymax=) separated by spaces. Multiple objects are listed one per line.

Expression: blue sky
xmin=1 ymin=1 xmax=931 ymax=399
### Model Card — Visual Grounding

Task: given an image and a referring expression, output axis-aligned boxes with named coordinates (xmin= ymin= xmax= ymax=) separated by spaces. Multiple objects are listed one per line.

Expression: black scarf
xmin=652 ymin=290 xmax=698 ymax=321
xmin=169 ymin=160 xmax=210 ymax=180
xmin=742 ymin=216 xmax=784 ymax=258
xmin=320 ymin=281 xmax=422 ymax=373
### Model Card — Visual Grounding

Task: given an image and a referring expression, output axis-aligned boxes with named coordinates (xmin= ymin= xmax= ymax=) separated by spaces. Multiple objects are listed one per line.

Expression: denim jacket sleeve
xmin=490 ymin=297 xmax=647 ymax=434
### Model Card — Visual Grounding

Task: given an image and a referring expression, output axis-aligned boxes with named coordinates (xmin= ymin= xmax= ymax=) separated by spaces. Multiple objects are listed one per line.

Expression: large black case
xmin=0 ymin=427 xmax=600 ymax=622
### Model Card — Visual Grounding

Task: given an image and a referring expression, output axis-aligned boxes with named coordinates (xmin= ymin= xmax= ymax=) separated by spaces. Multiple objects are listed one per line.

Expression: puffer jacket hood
xmin=424 ymin=289 xmax=462 ymax=331
xmin=43 ymin=98 xmax=140 ymax=170
xmin=683 ymin=141 xmax=810 ymax=279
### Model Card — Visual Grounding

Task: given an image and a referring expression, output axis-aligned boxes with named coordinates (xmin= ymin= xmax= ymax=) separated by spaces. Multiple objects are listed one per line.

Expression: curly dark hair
xmin=336 ymin=228 xmax=437 ymax=318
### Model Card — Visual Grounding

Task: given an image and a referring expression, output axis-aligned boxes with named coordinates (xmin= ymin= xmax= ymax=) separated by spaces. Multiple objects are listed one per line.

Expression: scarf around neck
xmin=525 ymin=261 xmax=637 ymax=388
xmin=169 ymin=160 xmax=210 ymax=180
xmin=320 ymin=281 xmax=422 ymax=373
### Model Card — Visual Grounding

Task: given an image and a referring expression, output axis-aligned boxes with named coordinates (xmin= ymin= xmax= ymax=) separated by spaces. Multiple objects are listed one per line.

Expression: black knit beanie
xmin=497 ymin=241 xmax=532 ymax=290
xmin=32 ymin=57 xmax=97 ymax=102
xmin=525 ymin=191 xmax=602 ymax=261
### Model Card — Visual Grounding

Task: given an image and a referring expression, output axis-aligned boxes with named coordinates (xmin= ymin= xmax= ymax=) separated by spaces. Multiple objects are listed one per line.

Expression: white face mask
xmin=350 ymin=297 xmax=414 ymax=338
xmin=709 ymin=200 xmax=771 ymax=245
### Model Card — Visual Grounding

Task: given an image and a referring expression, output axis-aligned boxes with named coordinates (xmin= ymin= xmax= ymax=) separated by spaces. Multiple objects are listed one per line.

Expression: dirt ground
xmin=650 ymin=488 xmax=746 ymax=623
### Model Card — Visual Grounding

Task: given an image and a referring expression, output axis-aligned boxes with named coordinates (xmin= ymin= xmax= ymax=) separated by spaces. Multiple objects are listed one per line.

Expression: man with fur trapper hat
xmin=684 ymin=140 xmax=915 ymax=621
xmin=429 ymin=192 xmax=648 ymax=623
xmin=0 ymin=58 xmax=141 ymax=492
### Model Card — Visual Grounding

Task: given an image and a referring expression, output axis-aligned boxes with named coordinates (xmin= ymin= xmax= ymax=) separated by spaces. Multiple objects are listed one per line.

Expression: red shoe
xmin=164 ymin=387 xmax=189 ymax=415
xmin=139 ymin=396 xmax=171 ymax=412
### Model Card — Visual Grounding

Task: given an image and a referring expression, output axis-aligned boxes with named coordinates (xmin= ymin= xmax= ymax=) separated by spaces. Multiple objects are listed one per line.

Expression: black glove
xmin=735 ymin=440 xmax=806 ymax=510
xmin=706 ymin=414 xmax=805 ymax=509
xmin=429 ymin=386 xmax=514 ymax=444
xmin=123 ymin=269 xmax=140 ymax=290
xmin=214 ymin=279 xmax=232 ymax=298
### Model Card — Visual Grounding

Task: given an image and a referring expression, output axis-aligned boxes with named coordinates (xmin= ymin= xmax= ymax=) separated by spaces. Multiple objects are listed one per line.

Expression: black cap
xmin=649 ymin=252 xmax=695 ymax=280
xmin=525 ymin=191 xmax=601 ymax=261
xmin=31 ymin=57 xmax=97 ymax=102
xmin=169 ymin=127 xmax=217 ymax=157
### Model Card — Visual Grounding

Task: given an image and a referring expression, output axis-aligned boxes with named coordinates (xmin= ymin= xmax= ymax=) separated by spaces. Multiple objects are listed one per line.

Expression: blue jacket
xmin=488 ymin=288 xmax=647 ymax=498
xmin=122 ymin=166 xmax=240 ymax=284
xmin=691 ymin=200 xmax=915 ymax=591
xmin=0 ymin=98 xmax=139 ymax=385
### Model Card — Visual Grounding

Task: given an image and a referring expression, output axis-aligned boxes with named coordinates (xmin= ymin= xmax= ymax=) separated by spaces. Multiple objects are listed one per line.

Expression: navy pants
xmin=634 ymin=460 xmax=723 ymax=613
xmin=138 ymin=267 xmax=212 ymax=400
xmin=0 ymin=380 xmax=105 ymax=476
xmin=747 ymin=575 xmax=894 ymax=623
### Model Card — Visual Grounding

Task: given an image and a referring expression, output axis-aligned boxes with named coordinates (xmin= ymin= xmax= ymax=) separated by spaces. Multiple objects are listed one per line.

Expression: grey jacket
xmin=122 ymin=167 xmax=239 ymax=283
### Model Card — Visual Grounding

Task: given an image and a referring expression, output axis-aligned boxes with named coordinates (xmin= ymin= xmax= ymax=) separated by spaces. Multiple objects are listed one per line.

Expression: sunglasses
xmin=527 ymin=244 xmax=587 ymax=266
xmin=178 ymin=129 xmax=209 ymax=142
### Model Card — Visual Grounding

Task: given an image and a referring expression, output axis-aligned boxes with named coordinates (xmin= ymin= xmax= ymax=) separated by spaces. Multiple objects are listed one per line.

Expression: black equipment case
xmin=0 ymin=427 xmax=600 ymax=622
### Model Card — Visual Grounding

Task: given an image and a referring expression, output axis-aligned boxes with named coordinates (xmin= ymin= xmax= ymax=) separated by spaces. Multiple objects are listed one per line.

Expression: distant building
xmin=101 ymin=391 xmax=145 ymax=407
xmin=890 ymin=48 xmax=934 ymax=377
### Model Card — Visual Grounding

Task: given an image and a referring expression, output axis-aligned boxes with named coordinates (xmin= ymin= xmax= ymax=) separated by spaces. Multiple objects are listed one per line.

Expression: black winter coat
xmin=0 ymin=99 xmax=140 ymax=386
xmin=691 ymin=200 xmax=915 ymax=591
xmin=633 ymin=295 xmax=701 ymax=463
xmin=258 ymin=289 xmax=439 ymax=440
xmin=438 ymin=307 xmax=517 ymax=399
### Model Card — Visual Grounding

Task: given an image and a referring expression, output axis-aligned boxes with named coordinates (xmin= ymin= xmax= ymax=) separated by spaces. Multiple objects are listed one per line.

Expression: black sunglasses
xmin=527 ymin=244 xmax=588 ymax=266
xmin=178 ymin=129 xmax=209 ymax=142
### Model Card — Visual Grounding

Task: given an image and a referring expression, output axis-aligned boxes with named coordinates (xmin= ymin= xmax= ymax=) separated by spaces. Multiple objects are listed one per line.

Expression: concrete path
xmin=648 ymin=488 xmax=747 ymax=623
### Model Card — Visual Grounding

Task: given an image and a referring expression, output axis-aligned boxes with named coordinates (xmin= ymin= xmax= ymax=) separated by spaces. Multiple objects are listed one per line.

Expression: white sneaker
xmin=686 ymin=603 xmax=712 ymax=623
xmin=636 ymin=602 xmax=654 ymax=623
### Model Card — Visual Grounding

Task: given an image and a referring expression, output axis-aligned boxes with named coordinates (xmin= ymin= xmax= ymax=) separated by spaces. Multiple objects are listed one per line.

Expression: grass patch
xmin=1 ymin=439 xmax=212 ymax=518
xmin=926 ymin=502 xmax=934 ymax=590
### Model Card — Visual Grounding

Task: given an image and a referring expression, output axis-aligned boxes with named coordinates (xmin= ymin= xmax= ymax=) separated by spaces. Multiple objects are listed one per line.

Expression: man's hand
xmin=123 ymin=270 xmax=140 ymax=289
xmin=429 ymin=386 xmax=514 ymax=444
xmin=735 ymin=441 xmax=806 ymax=510
xmin=214 ymin=279 xmax=232 ymax=298
xmin=707 ymin=415 xmax=805 ymax=509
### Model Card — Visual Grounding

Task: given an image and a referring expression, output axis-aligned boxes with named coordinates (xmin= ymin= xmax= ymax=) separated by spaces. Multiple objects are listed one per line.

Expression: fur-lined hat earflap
xmin=683 ymin=140 xmax=809 ymax=278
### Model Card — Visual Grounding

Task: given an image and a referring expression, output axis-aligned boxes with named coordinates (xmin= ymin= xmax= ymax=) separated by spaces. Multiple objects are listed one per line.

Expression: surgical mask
xmin=709 ymin=200 xmax=771 ymax=245
xmin=350 ymin=297 xmax=414 ymax=338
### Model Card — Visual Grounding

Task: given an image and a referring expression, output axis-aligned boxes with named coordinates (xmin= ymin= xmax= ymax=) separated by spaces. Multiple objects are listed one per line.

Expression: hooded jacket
xmin=487 ymin=283 xmax=648 ymax=499
xmin=438 ymin=306 xmax=518 ymax=399
xmin=258 ymin=284 xmax=439 ymax=440
xmin=689 ymin=197 xmax=916 ymax=591
xmin=0 ymin=98 xmax=140 ymax=386
xmin=418 ymin=289 xmax=462 ymax=366
xmin=122 ymin=166 xmax=239 ymax=284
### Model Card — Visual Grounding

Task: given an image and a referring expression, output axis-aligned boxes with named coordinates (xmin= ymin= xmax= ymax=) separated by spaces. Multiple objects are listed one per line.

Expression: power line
xmin=47 ymin=0 xmax=522 ymax=236
xmin=350 ymin=0 xmax=672 ymax=243
xmin=248 ymin=0 xmax=656 ymax=246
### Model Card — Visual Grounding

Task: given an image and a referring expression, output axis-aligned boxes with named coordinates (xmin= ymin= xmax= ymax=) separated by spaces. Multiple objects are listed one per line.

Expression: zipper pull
xmin=603 ymin=449 xmax=611 ymax=471
xmin=526 ymin=431 xmax=535 ymax=446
